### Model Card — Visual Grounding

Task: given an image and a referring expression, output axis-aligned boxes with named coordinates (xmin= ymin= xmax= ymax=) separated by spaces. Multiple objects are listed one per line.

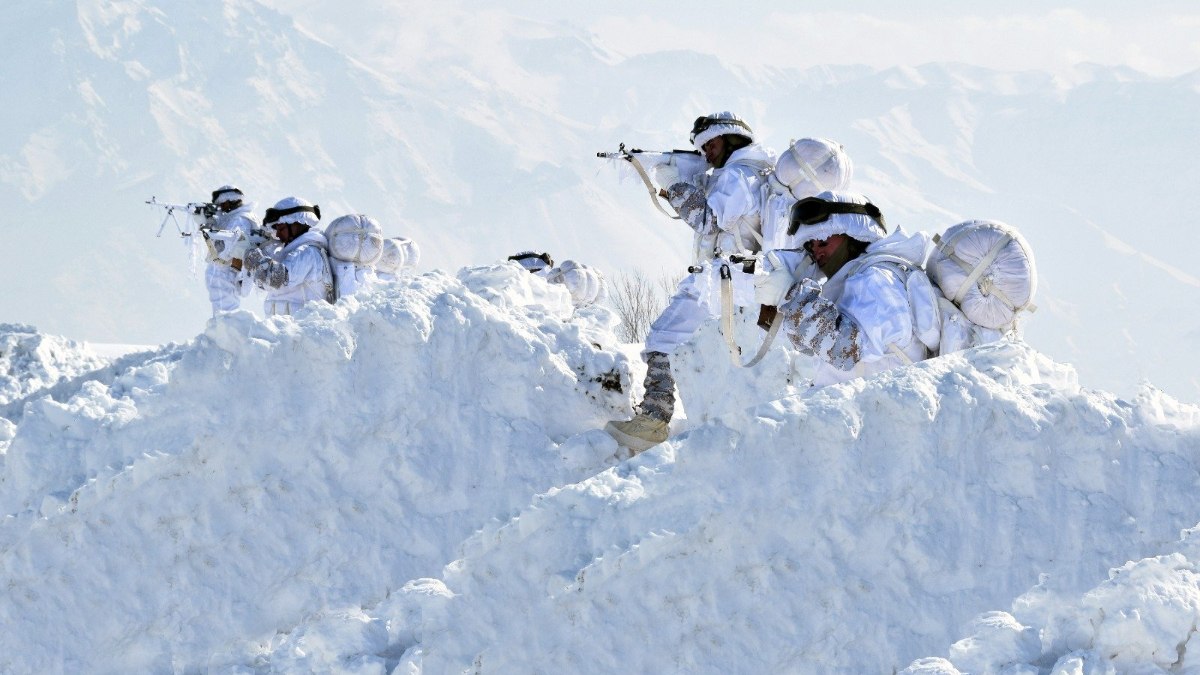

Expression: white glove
xmin=754 ymin=265 xmax=799 ymax=307
xmin=652 ymin=156 xmax=681 ymax=188
xmin=761 ymin=249 xmax=822 ymax=282
xmin=226 ymin=235 xmax=251 ymax=261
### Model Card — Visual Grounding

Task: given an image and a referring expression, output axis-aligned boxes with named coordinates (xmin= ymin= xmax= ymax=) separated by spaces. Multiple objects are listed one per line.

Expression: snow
xmin=3 ymin=1 xmax=1200 ymax=402
xmin=1 ymin=267 xmax=1198 ymax=673
xmin=4 ymin=3 xmax=1200 ymax=672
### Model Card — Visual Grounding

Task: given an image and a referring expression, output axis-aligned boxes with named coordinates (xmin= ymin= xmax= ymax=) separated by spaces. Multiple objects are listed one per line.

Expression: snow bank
xmin=903 ymin=525 xmax=1200 ymax=674
xmin=0 ymin=323 xmax=111 ymax=407
xmin=374 ymin=343 xmax=1199 ymax=674
xmin=0 ymin=266 xmax=631 ymax=673
xmin=3 ymin=265 xmax=1199 ymax=673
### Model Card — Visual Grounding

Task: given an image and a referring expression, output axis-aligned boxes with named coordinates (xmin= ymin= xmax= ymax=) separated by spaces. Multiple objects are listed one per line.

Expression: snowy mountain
xmin=1 ymin=1 xmax=1198 ymax=402
xmin=0 ymin=272 xmax=1198 ymax=673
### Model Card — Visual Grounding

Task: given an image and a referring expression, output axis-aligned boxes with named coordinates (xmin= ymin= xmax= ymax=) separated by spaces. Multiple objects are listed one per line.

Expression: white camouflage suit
xmin=204 ymin=204 xmax=258 ymax=314
xmin=253 ymin=228 xmax=335 ymax=316
xmin=646 ymin=142 xmax=775 ymax=355
xmin=778 ymin=194 xmax=941 ymax=388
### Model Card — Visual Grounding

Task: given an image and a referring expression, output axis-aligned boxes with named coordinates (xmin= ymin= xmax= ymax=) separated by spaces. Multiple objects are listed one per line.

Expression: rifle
xmin=596 ymin=143 xmax=708 ymax=220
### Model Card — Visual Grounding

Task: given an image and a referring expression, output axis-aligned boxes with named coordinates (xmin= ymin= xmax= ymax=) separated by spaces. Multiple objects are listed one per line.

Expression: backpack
xmin=926 ymin=220 xmax=1038 ymax=355
xmin=757 ymin=138 xmax=854 ymax=251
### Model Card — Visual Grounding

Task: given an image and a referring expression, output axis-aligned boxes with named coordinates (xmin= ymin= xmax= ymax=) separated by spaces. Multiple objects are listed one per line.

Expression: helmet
xmin=689 ymin=111 xmax=754 ymax=151
xmin=376 ymin=237 xmax=420 ymax=276
xmin=773 ymin=138 xmax=853 ymax=199
xmin=787 ymin=191 xmax=887 ymax=246
xmin=211 ymin=185 xmax=244 ymax=205
xmin=325 ymin=214 xmax=385 ymax=265
xmin=264 ymin=196 xmax=321 ymax=229
xmin=507 ymin=251 xmax=554 ymax=273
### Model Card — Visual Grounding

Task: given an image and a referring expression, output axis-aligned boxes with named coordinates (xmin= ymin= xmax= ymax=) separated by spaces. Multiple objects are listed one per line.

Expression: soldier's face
xmin=273 ymin=222 xmax=297 ymax=243
xmin=702 ymin=137 xmax=728 ymax=168
xmin=806 ymin=234 xmax=852 ymax=277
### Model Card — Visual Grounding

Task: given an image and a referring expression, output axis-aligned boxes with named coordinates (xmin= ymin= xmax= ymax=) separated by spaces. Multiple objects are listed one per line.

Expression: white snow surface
xmin=1 ymin=268 xmax=1199 ymax=673
xmin=3 ymin=1 xmax=1199 ymax=402
xmin=0 ymin=324 xmax=111 ymax=407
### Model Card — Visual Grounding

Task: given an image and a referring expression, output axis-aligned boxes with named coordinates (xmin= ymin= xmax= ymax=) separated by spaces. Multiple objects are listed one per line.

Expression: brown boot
xmin=605 ymin=414 xmax=669 ymax=455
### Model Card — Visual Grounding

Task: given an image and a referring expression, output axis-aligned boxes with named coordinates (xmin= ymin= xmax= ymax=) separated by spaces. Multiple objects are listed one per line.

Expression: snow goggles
xmin=264 ymin=204 xmax=321 ymax=226
xmin=508 ymin=251 xmax=554 ymax=271
xmin=689 ymin=115 xmax=753 ymax=143
xmin=211 ymin=187 xmax=243 ymax=204
xmin=787 ymin=197 xmax=887 ymax=236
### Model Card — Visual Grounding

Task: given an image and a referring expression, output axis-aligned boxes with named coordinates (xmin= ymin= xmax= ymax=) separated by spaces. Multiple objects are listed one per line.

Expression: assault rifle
xmin=596 ymin=143 xmax=708 ymax=220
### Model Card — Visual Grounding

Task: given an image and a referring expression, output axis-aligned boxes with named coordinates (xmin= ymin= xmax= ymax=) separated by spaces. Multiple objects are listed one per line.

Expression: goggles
xmin=507 ymin=251 xmax=554 ymax=271
xmin=264 ymin=204 xmax=321 ymax=226
xmin=211 ymin=187 xmax=243 ymax=204
xmin=689 ymin=115 xmax=753 ymax=143
xmin=787 ymin=197 xmax=887 ymax=236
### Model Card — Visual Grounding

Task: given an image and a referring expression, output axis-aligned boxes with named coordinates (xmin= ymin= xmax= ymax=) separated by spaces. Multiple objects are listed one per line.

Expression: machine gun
xmin=145 ymin=197 xmax=218 ymax=239
xmin=146 ymin=197 xmax=273 ymax=273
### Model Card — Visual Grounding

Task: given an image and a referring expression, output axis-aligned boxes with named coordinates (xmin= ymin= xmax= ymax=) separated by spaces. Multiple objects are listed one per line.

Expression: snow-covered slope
xmin=0 ymin=324 xmax=112 ymax=407
xmin=1 ymin=1 xmax=1197 ymax=401
xmin=0 ymin=267 xmax=633 ymax=673
xmin=904 ymin=527 xmax=1200 ymax=674
xmin=1 ymin=270 xmax=1198 ymax=673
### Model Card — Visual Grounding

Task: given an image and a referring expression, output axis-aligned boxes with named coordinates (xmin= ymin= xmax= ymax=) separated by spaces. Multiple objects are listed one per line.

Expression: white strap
xmin=719 ymin=264 xmax=739 ymax=363
xmin=628 ymin=155 xmax=683 ymax=221
xmin=742 ymin=310 xmax=783 ymax=368
xmin=719 ymin=263 xmax=784 ymax=368
xmin=783 ymin=143 xmax=829 ymax=195
xmin=887 ymin=343 xmax=914 ymax=365
xmin=942 ymin=233 xmax=1012 ymax=306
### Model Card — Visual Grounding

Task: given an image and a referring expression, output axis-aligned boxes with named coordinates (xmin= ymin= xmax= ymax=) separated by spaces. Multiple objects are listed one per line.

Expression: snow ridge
xmin=1 ymin=268 xmax=1199 ymax=673
xmin=0 ymin=267 xmax=631 ymax=673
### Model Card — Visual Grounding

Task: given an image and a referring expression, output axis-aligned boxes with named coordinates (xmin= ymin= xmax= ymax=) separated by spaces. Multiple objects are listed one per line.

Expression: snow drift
xmin=0 ymin=266 xmax=631 ymax=673
xmin=1 ymin=268 xmax=1198 ymax=673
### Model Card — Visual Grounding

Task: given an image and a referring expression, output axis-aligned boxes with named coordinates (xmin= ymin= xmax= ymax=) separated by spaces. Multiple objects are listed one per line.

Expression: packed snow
xmin=4 ymin=1 xmax=1199 ymax=402
xmin=1 ymin=266 xmax=1198 ymax=673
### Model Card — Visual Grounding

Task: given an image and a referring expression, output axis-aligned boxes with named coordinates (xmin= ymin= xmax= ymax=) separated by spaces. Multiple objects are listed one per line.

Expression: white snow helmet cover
xmin=325 ymin=214 xmax=385 ymax=265
xmin=788 ymin=191 xmax=887 ymax=246
xmin=212 ymin=185 xmax=244 ymax=205
xmin=265 ymin=196 xmax=321 ymax=228
xmin=690 ymin=111 xmax=755 ymax=151
xmin=772 ymin=138 xmax=853 ymax=199
xmin=927 ymin=220 xmax=1037 ymax=330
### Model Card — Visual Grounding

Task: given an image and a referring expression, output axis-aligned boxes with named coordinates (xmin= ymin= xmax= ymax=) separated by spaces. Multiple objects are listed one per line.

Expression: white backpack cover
xmin=325 ymin=214 xmax=385 ymax=265
xmin=927 ymin=220 xmax=1037 ymax=332
xmin=548 ymin=260 xmax=606 ymax=308
xmin=759 ymin=138 xmax=854 ymax=251
xmin=376 ymin=237 xmax=421 ymax=276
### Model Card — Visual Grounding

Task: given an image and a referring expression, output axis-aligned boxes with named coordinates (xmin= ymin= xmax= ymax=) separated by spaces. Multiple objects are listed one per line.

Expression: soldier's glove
xmin=254 ymin=261 xmax=288 ymax=289
xmin=754 ymin=265 xmax=798 ymax=308
xmin=226 ymin=236 xmax=251 ymax=262
xmin=652 ymin=157 xmax=680 ymax=189
xmin=754 ymin=251 xmax=807 ymax=308
xmin=243 ymin=246 xmax=266 ymax=272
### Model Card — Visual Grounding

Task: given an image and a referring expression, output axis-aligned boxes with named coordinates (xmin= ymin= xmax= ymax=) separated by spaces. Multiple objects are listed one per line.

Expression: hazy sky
xmin=269 ymin=1 xmax=1200 ymax=78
